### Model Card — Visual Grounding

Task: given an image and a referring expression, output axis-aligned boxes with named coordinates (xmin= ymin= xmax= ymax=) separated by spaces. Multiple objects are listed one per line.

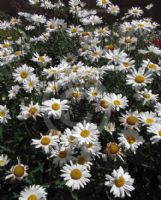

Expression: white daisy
xmin=109 ymin=93 xmax=128 ymax=111
xmin=19 ymin=185 xmax=47 ymax=200
xmin=13 ymin=64 xmax=34 ymax=83
xmin=118 ymin=130 xmax=144 ymax=154
xmin=139 ymin=111 xmax=157 ymax=126
xmin=105 ymin=166 xmax=134 ymax=198
xmin=120 ymin=110 xmax=140 ymax=130
xmin=0 ymin=154 xmax=9 ymax=167
xmin=42 ymin=98 xmax=69 ymax=119
xmin=61 ymin=162 xmax=91 ymax=190
xmin=6 ymin=159 xmax=28 ymax=181
xmin=18 ymin=102 xmax=41 ymax=120
xmin=72 ymin=121 xmax=99 ymax=145
xmin=148 ymin=123 xmax=161 ymax=144
xmin=126 ymin=68 xmax=152 ymax=88
xmin=31 ymin=133 xmax=59 ymax=154
xmin=0 ymin=105 xmax=11 ymax=124
xmin=96 ymin=0 xmax=111 ymax=8
xmin=32 ymin=53 xmax=52 ymax=66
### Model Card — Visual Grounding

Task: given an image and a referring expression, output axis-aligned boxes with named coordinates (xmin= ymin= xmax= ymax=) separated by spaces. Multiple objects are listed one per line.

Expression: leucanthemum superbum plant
xmin=0 ymin=0 xmax=161 ymax=199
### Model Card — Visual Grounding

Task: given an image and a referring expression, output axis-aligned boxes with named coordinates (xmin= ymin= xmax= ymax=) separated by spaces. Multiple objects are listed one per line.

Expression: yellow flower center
xmin=77 ymin=156 xmax=86 ymax=165
xmin=51 ymin=85 xmax=56 ymax=91
xmin=41 ymin=136 xmax=51 ymax=145
xmin=13 ymin=165 xmax=25 ymax=177
xmin=115 ymin=176 xmax=125 ymax=187
xmin=3 ymin=43 xmax=9 ymax=48
xmin=123 ymin=62 xmax=129 ymax=68
xmin=51 ymin=103 xmax=60 ymax=111
xmin=85 ymin=143 xmax=93 ymax=148
xmin=38 ymin=56 xmax=45 ymax=62
xmin=50 ymin=69 xmax=57 ymax=74
xmin=71 ymin=28 xmax=78 ymax=33
xmin=72 ymin=67 xmax=78 ymax=72
xmin=0 ymin=160 xmax=5 ymax=166
xmin=68 ymin=136 xmax=75 ymax=144
xmin=133 ymin=10 xmax=139 ymax=14
xmin=80 ymin=129 xmax=90 ymax=138
xmin=125 ymin=27 xmax=132 ymax=32
xmin=82 ymin=32 xmax=89 ymax=37
xmin=14 ymin=51 xmax=21 ymax=56
xmin=126 ymin=116 xmax=138 ymax=126
xmin=20 ymin=71 xmax=28 ymax=79
xmin=0 ymin=111 xmax=5 ymax=117
xmin=28 ymin=194 xmax=38 ymax=200
xmin=72 ymin=92 xmax=80 ymax=98
xmin=102 ymin=0 xmax=107 ymax=4
xmin=138 ymin=23 xmax=144 ymax=28
xmin=125 ymin=37 xmax=132 ymax=44
xmin=105 ymin=44 xmax=115 ymax=50
xmin=66 ymin=57 xmax=73 ymax=63
xmin=127 ymin=135 xmax=136 ymax=144
xmin=100 ymin=100 xmax=109 ymax=109
xmin=108 ymin=143 xmax=120 ymax=154
xmin=135 ymin=75 xmax=145 ymax=84
xmin=70 ymin=169 xmax=82 ymax=180
xmin=58 ymin=151 xmax=67 ymax=159
xmin=98 ymin=28 xmax=104 ymax=33
xmin=159 ymin=130 xmax=161 ymax=137
xmin=113 ymin=100 xmax=121 ymax=106
xmin=146 ymin=118 xmax=154 ymax=124
xmin=29 ymin=107 xmax=38 ymax=115
xmin=148 ymin=63 xmax=156 ymax=70
xmin=143 ymin=93 xmax=151 ymax=99
xmin=92 ymin=91 xmax=97 ymax=97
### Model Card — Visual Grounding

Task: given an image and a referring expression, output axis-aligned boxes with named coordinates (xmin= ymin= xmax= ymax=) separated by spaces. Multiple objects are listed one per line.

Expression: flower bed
xmin=0 ymin=0 xmax=161 ymax=199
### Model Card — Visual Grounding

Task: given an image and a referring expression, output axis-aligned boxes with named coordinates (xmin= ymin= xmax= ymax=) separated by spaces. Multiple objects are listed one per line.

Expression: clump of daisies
xmin=0 ymin=0 xmax=161 ymax=199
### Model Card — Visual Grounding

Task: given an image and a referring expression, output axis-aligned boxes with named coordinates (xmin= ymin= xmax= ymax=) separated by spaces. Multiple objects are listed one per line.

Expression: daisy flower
xmin=13 ymin=64 xmax=34 ymax=83
xmin=81 ymin=140 xmax=101 ymax=157
xmin=42 ymin=98 xmax=69 ymax=119
xmin=128 ymin=7 xmax=143 ymax=18
xmin=136 ymin=89 xmax=158 ymax=105
xmin=19 ymin=185 xmax=47 ymax=200
xmin=6 ymin=159 xmax=28 ymax=181
xmin=86 ymin=87 xmax=100 ymax=101
xmin=23 ymin=75 xmax=39 ymax=93
xmin=32 ymin=53 xmax=52 ymax=66
xmin=142 ymin=59 xmax=161 ymax=75
xmin=18 ymin=102 xmax=41 ymax=120
xmin=50 ymin=146 xmax=74 ymax=166
xmin=61 ymin=162 xmax=91 ymax=190
xmin=0 ymin=154 xmax=9 ymax=167
xmin=120 ymin=110 xmax=140 ymax=130
xmin=94 ymin=94 xmax=112 ymax=113
xmin=0 ymin=105 xmax=10 ymax=123
xmin=31 ymin=133 xmax=59 ymax=154
xmin=118 ymin=58 xmax=135 ymax=72
xmin=148 ymin=123 xmax=161 ymax=144
xmin=72 ymin=121 xmax=99 ymax=145
xmin=126 ymin=68 xmax=152 ymax=88
xmin=104 ymin=122 xmax=116 ymax=135
xmin=118 ymin=130 xmax=144 ymax=154
xmin=105 ymin=166 xmax=134 ymax=198
xmin=105 ymin=142 xmax=123 ymax=160
xmin=109 ymin=93 xmax=128 ymax=111
xmin=104 ymin=49 xmax=127 ymax=65
xmin=139 ymin=111 xmax=157 ymax=126
xmin=60 ymin=128 xmax=77 ymax=148
xmin=96 ymin=0 xmax=111 ymax=8
xmin=107 ymin=4 xmax=120 ymax=16
xmin=8 ymin=85 xmax=19 ymax=100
